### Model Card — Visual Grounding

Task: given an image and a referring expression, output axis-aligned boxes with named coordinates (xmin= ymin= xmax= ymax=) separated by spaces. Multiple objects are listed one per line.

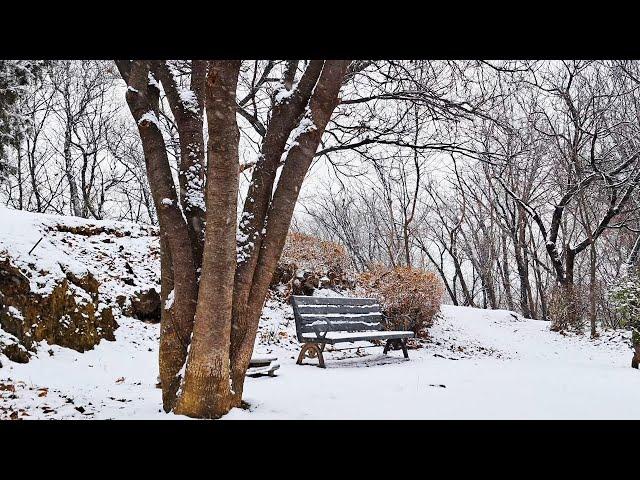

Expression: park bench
xmin=291 ymin=295 xmax=415 ymax=368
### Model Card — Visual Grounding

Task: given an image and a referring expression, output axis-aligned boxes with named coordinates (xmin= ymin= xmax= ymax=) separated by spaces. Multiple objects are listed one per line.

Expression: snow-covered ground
xmin=1 ymin=207 xmax=638 ymax=419
xmin=2 ymin=301 xmax=638 ymax=419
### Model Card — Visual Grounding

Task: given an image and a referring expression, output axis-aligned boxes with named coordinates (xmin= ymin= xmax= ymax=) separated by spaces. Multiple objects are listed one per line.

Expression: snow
xmin=2 ymin=296 xmax=639 ymax=419
xmin=0 ymin=207 xmax=158 ymax=298
xmin=147 ymin=72 xmax=160 ymax=89
xmin=138 ymin=111 xmax=160 ymax=128
xmin=288 ymin=110 xmax=316 ymax=147
xmin=2 ymin=207 xmax=639 ymax=420
xmin=300 ymin=330 xmax=413 ymax=341
xmin=229 ymin=305 xmax=640 ymax=419
xmin=184 ymin=164 xmax=205 ymax=212
xmin=274 ymin=85 xmax=295 ymax=105
xmin=178 ymin=87 xmax=199 ymax=115
xmin=165 ymin=289 xmax=175 ymax=310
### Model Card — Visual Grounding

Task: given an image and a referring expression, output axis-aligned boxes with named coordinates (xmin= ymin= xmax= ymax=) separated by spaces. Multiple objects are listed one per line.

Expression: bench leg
xmin=383 ymin=339 xmax=409 ymax=359
xmin=297 ymin=343 xmax=326 ymax=368
xmin=400 ymin=338 xmax=409 ymax=359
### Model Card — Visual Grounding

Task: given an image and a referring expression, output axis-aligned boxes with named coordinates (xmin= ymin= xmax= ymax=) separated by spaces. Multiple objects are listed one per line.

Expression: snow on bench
xmin=300 ymin=330 xmax=414 ymax=341
xmin=291 ymin=295 xmax=415 ymax=368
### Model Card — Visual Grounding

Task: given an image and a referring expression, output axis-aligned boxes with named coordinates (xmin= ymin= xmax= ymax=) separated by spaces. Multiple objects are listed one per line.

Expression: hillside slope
xmin=0 ymin=207 xmax=159 ymax=361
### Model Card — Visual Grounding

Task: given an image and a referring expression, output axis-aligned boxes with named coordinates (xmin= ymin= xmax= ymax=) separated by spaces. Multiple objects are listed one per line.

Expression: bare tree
xmin=117 ymin=59 xmax=351 ymax=417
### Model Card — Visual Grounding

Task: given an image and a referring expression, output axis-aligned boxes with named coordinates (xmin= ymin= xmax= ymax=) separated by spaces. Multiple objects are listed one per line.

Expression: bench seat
xmin=301 ymin=330 xmax=414 ymax=344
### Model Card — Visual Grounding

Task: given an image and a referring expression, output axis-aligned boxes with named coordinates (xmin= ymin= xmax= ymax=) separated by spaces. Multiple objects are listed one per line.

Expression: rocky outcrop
xmin=0 ymin=256 xmax=117 ymax=357
xmin=127 ymin=288 xmax=161 ymax=323
xmin=271 ymin=232 xmax=355 ymax=298
xmin=272 ymin=265 xmax=353 ymax=297
xmin=0 ymin=326 xmax=30 ymax=363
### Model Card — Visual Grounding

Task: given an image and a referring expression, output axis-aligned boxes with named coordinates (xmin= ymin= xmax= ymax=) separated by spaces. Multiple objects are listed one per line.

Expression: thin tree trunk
xmin=229 ymin=60 xmax=351 ymax=405
xmin=500 ymin=234 xmax=515 ymax=311
xmin=63 ymin=126 xmax=83 ymax=217
xmin=589 ymin=242 xmax=598 ymax=338
xmin=16 ymin=142 xmax=23 ymax=210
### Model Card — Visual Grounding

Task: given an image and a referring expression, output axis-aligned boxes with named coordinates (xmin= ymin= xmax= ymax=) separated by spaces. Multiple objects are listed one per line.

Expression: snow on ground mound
xmin=0 ymin=207 xmax=159 ymax=300
xmin=0 ymin=208 xmax=160 ymax=361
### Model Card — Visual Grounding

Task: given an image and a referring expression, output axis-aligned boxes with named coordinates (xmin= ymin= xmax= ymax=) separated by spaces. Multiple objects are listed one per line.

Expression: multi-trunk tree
xmin=116 ymin=59 xmax=351 ymax=418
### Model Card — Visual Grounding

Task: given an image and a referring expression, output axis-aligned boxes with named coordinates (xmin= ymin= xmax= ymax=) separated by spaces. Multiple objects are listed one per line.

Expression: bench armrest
xmin=311 ymin=318 xmax=334 ymax=340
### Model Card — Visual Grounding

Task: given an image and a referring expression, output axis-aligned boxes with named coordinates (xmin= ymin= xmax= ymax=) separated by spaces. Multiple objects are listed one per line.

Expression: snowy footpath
xmin=1 ymin=304 xmax=638 ymax=419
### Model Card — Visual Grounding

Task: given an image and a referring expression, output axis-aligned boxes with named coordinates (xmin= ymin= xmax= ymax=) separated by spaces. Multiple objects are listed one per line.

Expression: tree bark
xmin=118 ymin=60 xmax=198 ymax=412
xmin=156 ymin=60 xmax=207 ymax=268
xmin=173 ymin=60 xmax=241 ymax=418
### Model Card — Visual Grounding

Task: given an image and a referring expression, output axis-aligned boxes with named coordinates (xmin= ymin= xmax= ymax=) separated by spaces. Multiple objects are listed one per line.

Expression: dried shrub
xmin=549 ymin=283 xmax=585 ymax=333
xmin=272 ymin=232 xmax=355 ymax=299
xmin=358 ymin=264 xmax=444 ymax=337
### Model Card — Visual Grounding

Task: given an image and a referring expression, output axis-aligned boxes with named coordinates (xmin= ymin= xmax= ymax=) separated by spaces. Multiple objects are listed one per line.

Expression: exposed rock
xmin=128 ymin=288 xmax=161 ymax=323
xmin=51 ymin=223 xmax=158 ymax=238
xmin=0 ymin=318 xmax=30 ymax=364
xmin=271 ymin=233 xmax=355 ymax=298
xmin=272 ymin=264 xmax=354 ymax=297
xmin=64 ymin=269 xmax=99 ymax=302
xmin=1 ymin=342 xmax=30 ymax=363
xmin=0 ymin=256 xmax=117 ymax=357
xmin=52 ymin=224 xmax=129 ymax=237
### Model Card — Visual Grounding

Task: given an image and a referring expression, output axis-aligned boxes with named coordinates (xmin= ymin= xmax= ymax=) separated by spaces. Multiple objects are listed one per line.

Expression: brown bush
xmin=358 ymin=264 xmax=444 ymax=337
xmin=271 ymin=232 xmax=354 ymax=299
xmin=548 ymin=283 xmax=586 ymax=333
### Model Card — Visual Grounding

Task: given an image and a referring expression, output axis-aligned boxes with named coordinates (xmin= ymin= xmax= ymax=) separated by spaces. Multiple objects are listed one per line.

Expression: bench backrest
xmin=291 ymin=295 xmax=383 ymax=341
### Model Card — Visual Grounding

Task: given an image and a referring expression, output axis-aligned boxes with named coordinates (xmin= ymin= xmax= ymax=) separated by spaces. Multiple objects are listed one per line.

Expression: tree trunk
xmin=63 ymin=126 xmax=83 ymax=217
xmin=589 ymin=242 xmax=598 ymax=338
xmin=119 ymin=60 xmax=199 ymax=412
xmin=551 ymin=250 xmax=579 ymax=331
xmin=449 ymin=247 xmax=474 ymax=307
xmin=500 ymin=234 xmax=515 ymax=311
xmin=119 ymin=59 xmax=351 ymax=417
xmin=228 ymin=60 xmax=351 ymax=405
xmin=632 ymin=295 xmax=640 ymax=369
xmin=173 ymin=60 xmax=241 ymax=418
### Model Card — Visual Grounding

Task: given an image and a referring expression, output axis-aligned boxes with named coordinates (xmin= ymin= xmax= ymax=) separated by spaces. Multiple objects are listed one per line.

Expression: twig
xmin=28 ymin=236 xmax=44 ymax=255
